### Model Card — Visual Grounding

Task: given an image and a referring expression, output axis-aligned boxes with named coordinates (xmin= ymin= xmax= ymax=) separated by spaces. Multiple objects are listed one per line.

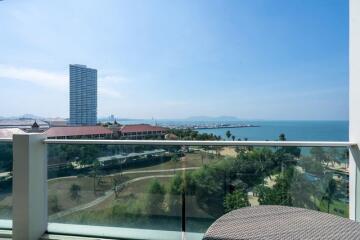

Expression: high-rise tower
xmin=69 ymin=64 xmax=97 ymax=125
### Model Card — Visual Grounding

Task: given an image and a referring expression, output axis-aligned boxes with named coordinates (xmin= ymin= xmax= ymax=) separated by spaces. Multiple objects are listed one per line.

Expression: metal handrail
xmin=43 ymin=139 xmax=354 ymax=147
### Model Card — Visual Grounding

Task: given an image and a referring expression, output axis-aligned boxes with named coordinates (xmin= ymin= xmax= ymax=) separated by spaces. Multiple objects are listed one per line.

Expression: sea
xmin=197 ymin=121 xmax=348 ymax=141
xmin=119 ymin=120 xmax=348 ymax=141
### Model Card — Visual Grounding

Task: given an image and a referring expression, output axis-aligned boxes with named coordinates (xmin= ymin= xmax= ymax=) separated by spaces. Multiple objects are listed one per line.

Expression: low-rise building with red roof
xmin=44 ymin=126 xmax=113 ymax=139
xmin=119 ymin=124 xmax=167 ymax=139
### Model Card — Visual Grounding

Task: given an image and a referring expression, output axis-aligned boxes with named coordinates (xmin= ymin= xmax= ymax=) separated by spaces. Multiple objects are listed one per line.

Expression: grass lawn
xmin=48 ymin=176 xmax=112 ymax=215
xmin=314 ymin=198 xmax=349 ymax=218
xmin=122 ymin=152 xmax=208 ymax=172
xmin=48 ymin=151 xmax=224 ymax=226
xmin=55 ymin=173 xmax=212 ymax=229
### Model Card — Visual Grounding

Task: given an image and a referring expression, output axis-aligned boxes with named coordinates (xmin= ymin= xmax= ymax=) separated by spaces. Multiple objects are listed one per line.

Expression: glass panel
xmin=184 ymin=145 xmax=349 ymax=235
xmin=47 ymin=143 xmax=349 ymax=239
xmin=0 ymin=142 xmax=13 ymax=223
xmin=47 ymin=144 xmax=182 ymax=233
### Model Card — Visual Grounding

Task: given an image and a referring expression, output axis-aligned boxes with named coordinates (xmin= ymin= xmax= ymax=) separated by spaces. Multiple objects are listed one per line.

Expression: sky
xmin=0 ymin=0 xmax=349 ymax=120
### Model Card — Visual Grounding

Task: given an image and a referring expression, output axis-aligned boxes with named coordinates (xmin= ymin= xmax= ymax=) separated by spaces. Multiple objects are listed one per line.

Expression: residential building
xmin=118 ymin=124 xmax=167 ymax=139
xmin=69 ymin=64 xmax=97 ymax=126
xmin=44 ymin=126 xmax=112 ymax=139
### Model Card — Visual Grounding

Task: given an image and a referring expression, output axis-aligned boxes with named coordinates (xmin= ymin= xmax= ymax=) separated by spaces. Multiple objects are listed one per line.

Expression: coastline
xmin=193 ymin=125 xmax=260 ymax=130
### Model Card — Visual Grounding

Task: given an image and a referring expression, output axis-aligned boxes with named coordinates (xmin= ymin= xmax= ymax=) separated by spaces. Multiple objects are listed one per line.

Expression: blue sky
xmin=0 ymin=0 xmax=349 ymax=120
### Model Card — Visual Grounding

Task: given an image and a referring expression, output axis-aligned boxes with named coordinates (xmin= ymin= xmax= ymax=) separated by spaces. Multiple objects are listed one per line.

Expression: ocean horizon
xmin=197 ymin=120 xmax=348 ymax=141
xmin=119 ymin=119 xmax=348 ymax=141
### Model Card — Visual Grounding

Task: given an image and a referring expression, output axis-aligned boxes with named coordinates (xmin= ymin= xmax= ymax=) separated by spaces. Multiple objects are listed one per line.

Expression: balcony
xmin=0 ymin=135 xmax=358 ymax=239
xmin=1 ymin=0 xmax=360 ymax=239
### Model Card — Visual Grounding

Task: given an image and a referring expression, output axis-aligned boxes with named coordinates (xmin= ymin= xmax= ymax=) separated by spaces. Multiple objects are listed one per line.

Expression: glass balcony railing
xmin=47 ymin=144 xmax=182 ymax=232
xmin=45 ymin=141 xmax=349 ymax=239
xmin=0 ymin=141 xmax=12 ymax=230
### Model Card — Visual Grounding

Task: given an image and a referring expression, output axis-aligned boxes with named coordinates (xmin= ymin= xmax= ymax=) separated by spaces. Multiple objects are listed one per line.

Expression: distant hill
xmin=0 ymin=114 xmax=44 ymax=120
xmin=98 ymin=116 xmax=148 ymax=122
xmin=19 ymin=114 xmax=44 ymax=119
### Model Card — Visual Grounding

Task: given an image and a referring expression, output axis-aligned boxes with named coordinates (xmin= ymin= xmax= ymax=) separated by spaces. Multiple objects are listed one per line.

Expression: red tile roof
xmin=45 ymin=126 xmax=113 ymax=138
xmin=120 ymin=124 xmax=167 ymax=133
xmin=0 ymin=128 xmax=26 ymax=139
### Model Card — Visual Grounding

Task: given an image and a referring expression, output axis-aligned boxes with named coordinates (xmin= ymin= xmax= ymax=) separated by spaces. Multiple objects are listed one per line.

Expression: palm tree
xmin=226 ymin=130 xmax=232 ymax=140
xmin=232 ymin=135 xmax=235 ymax=141
xmin=279 ymin=133 xmax=286 ymax=141
xmin=69 ymin=184 xmax=81 ymax=202
xmin=171 ymin=155 xmax=180 ymax=173
xmin=92 ymin=160 xmax=100 ymax=194
xmin=328 ymin=148 xmax=340 ymax=167
xmin=322 ymin=179 xmax=337 ymax=213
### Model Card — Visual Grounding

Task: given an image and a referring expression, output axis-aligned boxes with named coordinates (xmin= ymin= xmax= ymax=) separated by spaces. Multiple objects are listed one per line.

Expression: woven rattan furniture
xmin=203 ymin=205 xmax=360 ymax=240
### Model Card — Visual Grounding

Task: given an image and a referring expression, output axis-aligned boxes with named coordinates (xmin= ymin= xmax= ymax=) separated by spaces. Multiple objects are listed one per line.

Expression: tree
xmin=310 ymin=147 xmax=329 ymax=166
xmin=254 ymin=185 xmax=275 ymax=205
xmin=171 ymin=155 xmax=180 ymax=173
xmin=276 ymin=133 xmax=301 ymax=158
xmin=190 ymin=163 xmax=228 ymax=217
xmin=233 ymin=148 xmax=277 ymax=187
xmin=299 ymin=156 xmax=324 ymax=176
xmin=49 ymin=195 xmax=61 ymax=212
xmin=166 ymin=128 xmax=221 ymax=141
xmin=91 ymin=160 xmax=101 ymax=194
xmin=226 ymin=130 xmax=232 ymax=140
xmin=232 ymin=135 xmax=236 ymax=141
xmin=279 ymin=133 xmax=286 ymax=141
xmin=200 ymin=152 xmax=206 ymax=165
xmin=69 ymin=184 xmax=81 ymax=202
xmin=289 ymin=171 xmax=317 ymax=210
xmin=0 ymin=144 xmax=12 ymax=172
xmin=112 ymin=175 xmax=128 ymax=198
xmin=328 ymin=148 xmax=340 ymax=167
xmin=223 ymin=188 xmax=250 ymax=212
xmin=322 ymin=178 xmax=337 ymax=213
xmin=256 ymin=169 xmax=293 ymax=206
xmin=146 ymin=179 xmax=166 ymax=214
xmin=168 ymin=174 xmax=184 ymax=213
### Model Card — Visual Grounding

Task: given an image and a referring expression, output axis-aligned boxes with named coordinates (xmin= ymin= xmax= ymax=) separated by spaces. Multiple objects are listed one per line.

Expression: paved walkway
xmin=49 ymin=174 xmax=174 ymax=220
xmin=48 ymin=167 xmax=199 ymax=183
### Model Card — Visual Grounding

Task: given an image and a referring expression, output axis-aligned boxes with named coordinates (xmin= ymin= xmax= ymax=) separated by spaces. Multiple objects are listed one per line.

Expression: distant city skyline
xmin=0 ymin=0 xmax=349 ymax=120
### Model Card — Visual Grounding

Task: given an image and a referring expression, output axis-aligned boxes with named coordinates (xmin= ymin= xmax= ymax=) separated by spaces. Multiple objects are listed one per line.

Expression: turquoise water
xmin=197 ymin=121 xmax=348 ymax=141
xmin=118 ymin=119 xmax=348 ymax=141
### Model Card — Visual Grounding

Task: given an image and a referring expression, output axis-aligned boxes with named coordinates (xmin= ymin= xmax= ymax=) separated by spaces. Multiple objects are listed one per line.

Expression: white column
xmin=12 ymin=134 xmax=47 ymax=240
xmin=350 ymin=0 xmax=360 ymax=221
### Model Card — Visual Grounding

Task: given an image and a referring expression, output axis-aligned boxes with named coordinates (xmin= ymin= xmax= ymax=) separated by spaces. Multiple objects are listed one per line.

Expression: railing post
xmin=350 ymin=0 xmax=360 ymax=222
xmin=12 ymin=134 xmax=47 ymax=240
xmin=349 ymin=146 xmax=360 ymax=221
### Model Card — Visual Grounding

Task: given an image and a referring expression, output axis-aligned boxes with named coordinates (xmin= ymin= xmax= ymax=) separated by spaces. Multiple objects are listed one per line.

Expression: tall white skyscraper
xmin=69 ymin=64 xmax=97 ymax=125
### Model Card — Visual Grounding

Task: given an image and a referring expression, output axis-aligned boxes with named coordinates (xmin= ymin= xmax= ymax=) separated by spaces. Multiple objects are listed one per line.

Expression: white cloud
xmin=99 ymin=74 xmax=128 ymax=84
xmin=98 ymin=74 xmax=128 ymax=99
xmin=163 ymin=100 xmax=189 ymax=107
xmin=0 ymin=64 xmax=126 ymax=99
xmin=98 ymin=74 xmax=128 ymax=98
xmin=98 ymin=87 xmax=123 ymax=98
xmin=0 ymin=64 xmax=67 ymax=89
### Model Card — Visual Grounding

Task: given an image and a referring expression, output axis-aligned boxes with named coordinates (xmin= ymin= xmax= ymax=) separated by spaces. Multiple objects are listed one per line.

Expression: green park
xmin=0 ymin=130 xmax=350 ymax=233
